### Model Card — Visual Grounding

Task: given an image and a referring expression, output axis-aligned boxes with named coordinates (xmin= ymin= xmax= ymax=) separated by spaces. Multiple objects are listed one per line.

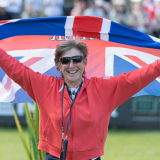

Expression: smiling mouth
xmin=67 ymin=70 xmax=78 ymax=74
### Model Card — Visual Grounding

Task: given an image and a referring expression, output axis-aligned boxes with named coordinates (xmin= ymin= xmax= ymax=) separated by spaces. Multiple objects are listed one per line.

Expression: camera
xmin=60 ymin=138 xmax=68 ymax=160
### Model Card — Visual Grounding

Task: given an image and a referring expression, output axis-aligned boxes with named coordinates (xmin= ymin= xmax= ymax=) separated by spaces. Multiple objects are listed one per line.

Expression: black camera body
xmin=60 ymin=138 xmax=68 ymax=160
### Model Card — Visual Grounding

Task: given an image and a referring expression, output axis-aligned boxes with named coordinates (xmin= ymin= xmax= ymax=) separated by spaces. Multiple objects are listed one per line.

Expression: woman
xmin=0 ymin=40 xmax=160 ymax=160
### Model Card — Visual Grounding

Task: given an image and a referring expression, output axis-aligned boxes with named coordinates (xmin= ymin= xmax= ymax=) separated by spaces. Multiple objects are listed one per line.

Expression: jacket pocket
xmin=43 ymin=117 xmax=61 ymax=149
xmin=43 ymin=118 xmax=51 ymax=142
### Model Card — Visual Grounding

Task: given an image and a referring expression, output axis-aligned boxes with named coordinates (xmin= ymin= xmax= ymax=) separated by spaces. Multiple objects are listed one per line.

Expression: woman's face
xmin=59 ymin=48 xmax=87 ymax=88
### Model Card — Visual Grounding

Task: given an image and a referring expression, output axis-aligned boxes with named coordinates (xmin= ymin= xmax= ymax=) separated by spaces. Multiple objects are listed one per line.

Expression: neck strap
xmin=61 ymin=81 xmax=83 ymax=138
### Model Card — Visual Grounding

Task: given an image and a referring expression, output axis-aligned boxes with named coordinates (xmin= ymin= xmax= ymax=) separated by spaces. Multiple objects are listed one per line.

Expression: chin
xmin=67 ymin=76 xmax=80 ymax=83
xmin=69 ymin=78 xmax=79 ymax=83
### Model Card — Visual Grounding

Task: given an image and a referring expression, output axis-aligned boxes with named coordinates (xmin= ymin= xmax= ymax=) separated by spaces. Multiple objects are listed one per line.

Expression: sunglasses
xmin=59 ymin=56 xmax=84 ymax=65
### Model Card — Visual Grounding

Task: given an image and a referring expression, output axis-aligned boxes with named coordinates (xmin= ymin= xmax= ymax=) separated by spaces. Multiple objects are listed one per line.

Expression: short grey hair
xmin=54 ymin=39 xmax=88 ymax=76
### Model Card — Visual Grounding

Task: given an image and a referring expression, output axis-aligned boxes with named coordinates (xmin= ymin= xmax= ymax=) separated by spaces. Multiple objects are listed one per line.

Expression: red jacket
xmin=0 ymin=48 xmax=160 ymax=160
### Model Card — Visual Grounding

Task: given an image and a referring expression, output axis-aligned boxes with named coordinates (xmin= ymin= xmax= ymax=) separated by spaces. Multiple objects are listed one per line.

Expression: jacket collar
xmin=59 ymin=76 xmax=89 ymax=93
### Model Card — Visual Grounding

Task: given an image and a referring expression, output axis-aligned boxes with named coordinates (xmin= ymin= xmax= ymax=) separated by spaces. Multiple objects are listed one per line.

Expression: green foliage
xmin=13 ymin=108 xmax=30 ymax=160
xmin=13 ymin=102 xmax=45 ymax=160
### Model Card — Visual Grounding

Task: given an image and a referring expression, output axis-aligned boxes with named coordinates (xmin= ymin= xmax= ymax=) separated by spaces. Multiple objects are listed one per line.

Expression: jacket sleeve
xmin=95 ymin=59 xmax=160 ymax=113
xmin=0 ymin=48 xmax=55 ymax=106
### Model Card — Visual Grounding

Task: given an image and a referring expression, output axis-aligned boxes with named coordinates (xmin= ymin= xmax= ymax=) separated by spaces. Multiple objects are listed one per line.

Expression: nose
xmin=69 ymin=59 xmax=74 ymax=67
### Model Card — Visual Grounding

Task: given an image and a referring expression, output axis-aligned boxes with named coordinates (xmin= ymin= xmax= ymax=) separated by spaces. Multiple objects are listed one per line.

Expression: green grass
xmin=0 ymin=127 xmax=28 ymax=160
xmin=0 ymin=127 xmax=160 ymax=160
xmin=102 ymin=129 xmax=160 ymax=160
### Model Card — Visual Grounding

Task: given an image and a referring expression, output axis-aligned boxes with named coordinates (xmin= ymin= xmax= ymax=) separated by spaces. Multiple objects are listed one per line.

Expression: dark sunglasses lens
xmin=60 ymin=56 xmax=83 ymax=64
xmin=60 ymin=57 xmax=70 ymax=64
xmin=72 ymin=56 xmax=82 ymax=63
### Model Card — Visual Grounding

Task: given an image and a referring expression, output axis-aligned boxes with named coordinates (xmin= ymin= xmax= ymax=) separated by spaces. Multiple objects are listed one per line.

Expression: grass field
xmin=0 ymin=127 xmax=160 ymax=160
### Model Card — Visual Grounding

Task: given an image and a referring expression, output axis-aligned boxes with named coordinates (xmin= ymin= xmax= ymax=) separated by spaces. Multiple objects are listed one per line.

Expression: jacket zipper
xmin=70 ymin=105 xmax=75 ymax=160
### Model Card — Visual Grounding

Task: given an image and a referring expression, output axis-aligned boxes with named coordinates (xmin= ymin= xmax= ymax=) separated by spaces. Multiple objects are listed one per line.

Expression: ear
xmin=57 ymin=62 xmax=62 ymax=72
xmin=83 ymin=58 xmax=87 ymax=66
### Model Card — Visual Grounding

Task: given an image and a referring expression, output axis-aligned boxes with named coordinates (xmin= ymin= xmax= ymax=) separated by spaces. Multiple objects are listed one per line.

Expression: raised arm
xmin=0 ymin=48 xmax=56 ymax=106
xmin=95 ymin=60 xmax=160 ymax=113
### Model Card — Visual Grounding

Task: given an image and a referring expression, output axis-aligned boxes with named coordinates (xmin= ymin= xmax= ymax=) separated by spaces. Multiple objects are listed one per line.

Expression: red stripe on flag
xmin=4 ymin=78 xmax=12 ymax=91
xmin=125 ymin=55 xmax=160 ymax=79
xmin=0 ymin=20 xmax=10 ymax=24
xmin=0 ymin=57 xmax=44 ymax=94
xmin=1 ymin=36 xmax=160 ymax=59
xmin=0 ymin=35 xmax=62 ymax=51
xmin=124 ymin=55 xmax=148 ymax=67
xmin=85 ymin=40 xmax=106 ymax=78
xmin=125 ymin=55 xmax=160 ymax=80
xmin=73 ymin=16 xmax=103 ymax=39
xmin=0 ymin=78 xmax=12 ymax=94
xmin=23 ymin=57 xmax=44 ymax=67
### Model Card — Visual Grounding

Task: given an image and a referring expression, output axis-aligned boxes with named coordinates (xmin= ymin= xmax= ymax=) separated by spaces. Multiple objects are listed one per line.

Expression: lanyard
xmin=61 ymin=81 xmax=83 ymax=139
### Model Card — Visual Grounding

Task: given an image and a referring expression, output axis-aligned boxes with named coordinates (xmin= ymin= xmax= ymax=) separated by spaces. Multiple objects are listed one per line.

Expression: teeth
xmin=69 ymin=71 xmax=76 ymax=74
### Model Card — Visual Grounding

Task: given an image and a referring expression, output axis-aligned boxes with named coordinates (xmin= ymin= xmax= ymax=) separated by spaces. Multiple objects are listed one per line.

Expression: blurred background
xmin=0 ymin=0 xmax=160 ymax=37
xmin=0 ymin=0 xmax=160 ymax=159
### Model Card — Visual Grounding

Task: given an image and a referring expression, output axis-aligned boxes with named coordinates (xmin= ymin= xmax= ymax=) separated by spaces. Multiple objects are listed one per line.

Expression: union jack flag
xmin=0 ymin=16 xmax=160 ymax=103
